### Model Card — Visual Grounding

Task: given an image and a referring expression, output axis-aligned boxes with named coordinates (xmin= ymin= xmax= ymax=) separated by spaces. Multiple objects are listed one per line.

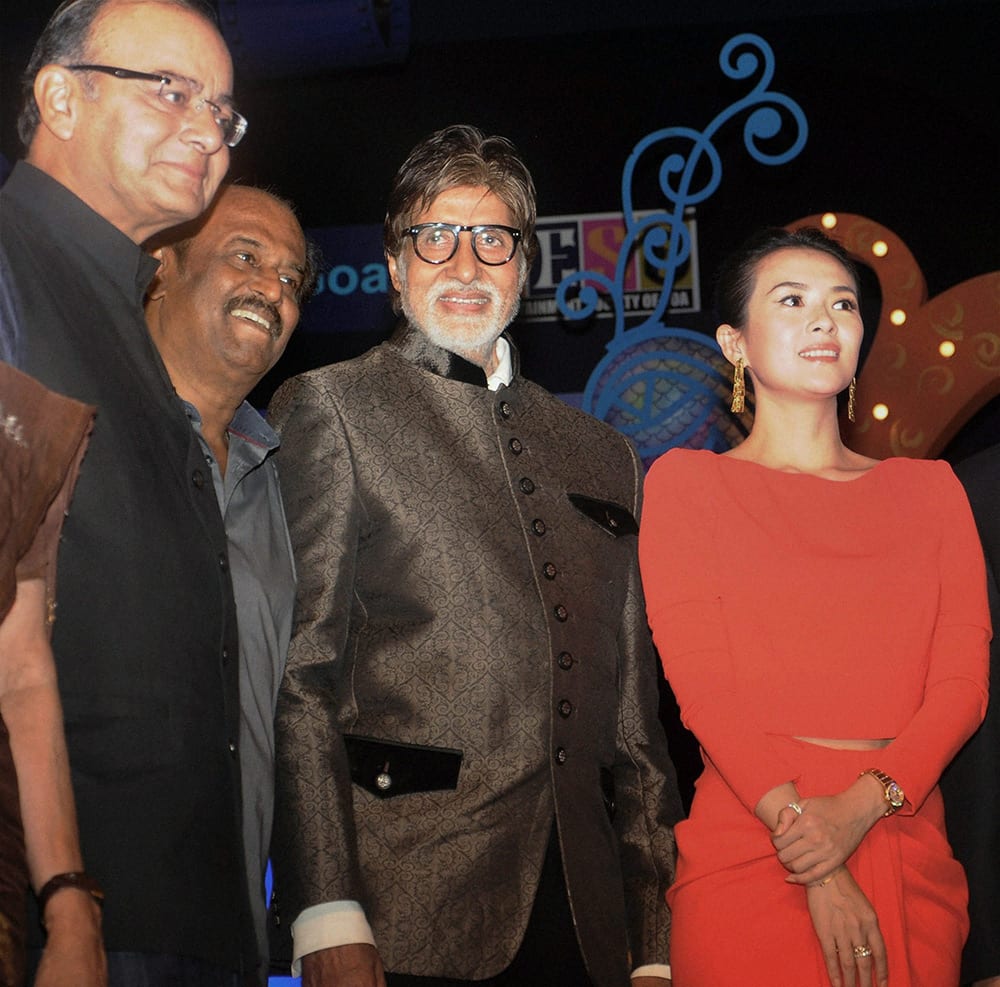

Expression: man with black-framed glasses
xmin=269 ymin=124 xmax=683 ymax=987
xmin=1 ymin=1 xmax=256 ymax=984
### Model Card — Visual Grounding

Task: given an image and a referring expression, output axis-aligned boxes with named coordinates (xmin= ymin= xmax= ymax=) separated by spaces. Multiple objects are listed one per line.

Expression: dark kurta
xmin=269 ymin=326 xmax=681 ymax=986
xmin=0 ymin=162 xmax=253 ymax=971
xmin=944 ymin=443 xmax=1000 ymax=985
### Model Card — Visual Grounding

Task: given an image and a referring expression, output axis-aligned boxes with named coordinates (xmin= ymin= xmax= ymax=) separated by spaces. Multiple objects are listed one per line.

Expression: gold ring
xmin=853 ymin=945 xmax=873 ymax=959
xmin=786 ymin=802 xmax=803 ymax=815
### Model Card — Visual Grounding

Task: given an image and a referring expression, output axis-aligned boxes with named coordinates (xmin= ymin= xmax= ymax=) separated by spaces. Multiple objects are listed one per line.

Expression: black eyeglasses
xmin=66 ymin=64 xmax=248 ymax=148
xmin=404 ymin=223 xmax=522 ymax=266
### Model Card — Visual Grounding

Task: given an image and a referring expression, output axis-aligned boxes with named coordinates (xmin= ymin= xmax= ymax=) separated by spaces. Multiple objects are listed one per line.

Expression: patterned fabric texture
xmin=268 ymin=326 xmax=681 ymax=984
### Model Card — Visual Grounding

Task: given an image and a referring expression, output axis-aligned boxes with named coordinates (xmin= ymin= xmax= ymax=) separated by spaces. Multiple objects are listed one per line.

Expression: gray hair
xmin=18 ymin=0 xmax=219 ymax=148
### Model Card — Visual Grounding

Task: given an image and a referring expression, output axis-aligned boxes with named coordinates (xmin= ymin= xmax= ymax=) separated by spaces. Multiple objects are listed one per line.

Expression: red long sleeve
xmin=639 ymin=449 xmax=990 ymax=814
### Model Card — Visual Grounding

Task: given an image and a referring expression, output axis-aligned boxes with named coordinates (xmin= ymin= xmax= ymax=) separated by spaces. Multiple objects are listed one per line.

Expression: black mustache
xmin=225 ymin=295 xmax=282 ymax=337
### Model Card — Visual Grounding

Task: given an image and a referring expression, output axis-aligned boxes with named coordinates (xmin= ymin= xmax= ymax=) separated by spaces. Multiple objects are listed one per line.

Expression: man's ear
xmin=716 ymin=323 xmax=744 ymax=367
xmin=386 ymin=253 xmax=402 ymax=293
xmin=146 ymin=246 xmax=169 ymax=301
xmin=33 ymin=64 xmax=85 ymax=142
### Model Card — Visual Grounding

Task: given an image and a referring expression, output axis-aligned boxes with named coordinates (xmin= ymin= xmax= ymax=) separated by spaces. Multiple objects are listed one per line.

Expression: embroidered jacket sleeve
xmin=610 ymin=444 xmax=682 ymax=971
xmin=268 ymin=371 xmax=373 ymax=963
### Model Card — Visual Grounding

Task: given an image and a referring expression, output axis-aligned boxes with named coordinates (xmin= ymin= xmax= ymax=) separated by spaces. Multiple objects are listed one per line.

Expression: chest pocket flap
xmin=567 ymin=492 xmax=638 ymax=537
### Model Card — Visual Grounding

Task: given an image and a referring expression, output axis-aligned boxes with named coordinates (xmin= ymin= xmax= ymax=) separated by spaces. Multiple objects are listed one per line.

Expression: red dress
xmin=639 ymin=449 xmax=990 ymax=987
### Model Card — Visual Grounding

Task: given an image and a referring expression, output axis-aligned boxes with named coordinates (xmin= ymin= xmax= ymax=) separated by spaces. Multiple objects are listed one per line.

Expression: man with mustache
xmin=268 ymin=125 xmax=682 ymax=987
xmin=145 ymin=183 xmax=318 ymax=987
xmin=0 ymin=0 xmax=254 ymax=982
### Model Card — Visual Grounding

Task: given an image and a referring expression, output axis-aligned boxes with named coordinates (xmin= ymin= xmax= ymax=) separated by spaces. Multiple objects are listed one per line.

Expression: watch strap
xmin=861 ymin=768 xmax=905 ymax=815
xmin=36 ymin=871 xmax=105 ymax=917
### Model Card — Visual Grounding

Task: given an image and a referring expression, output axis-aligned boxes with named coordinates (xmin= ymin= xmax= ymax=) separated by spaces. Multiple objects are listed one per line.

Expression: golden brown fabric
xmin=1 ymin=363 xmax=96 ymax=624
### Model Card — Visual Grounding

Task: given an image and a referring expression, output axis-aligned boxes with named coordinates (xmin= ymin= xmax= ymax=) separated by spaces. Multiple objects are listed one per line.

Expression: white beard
xmin=397 ymin=256 xmax=525 ymax=369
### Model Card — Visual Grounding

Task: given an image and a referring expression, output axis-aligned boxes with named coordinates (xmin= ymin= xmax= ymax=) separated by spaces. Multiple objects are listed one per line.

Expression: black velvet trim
xmin=388 ymin=322 xmax=521 ymax=388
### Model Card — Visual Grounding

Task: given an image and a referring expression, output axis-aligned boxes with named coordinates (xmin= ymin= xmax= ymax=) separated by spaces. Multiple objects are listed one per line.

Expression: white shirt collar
xmin=485 ymin=336 xmax=513 ymax=392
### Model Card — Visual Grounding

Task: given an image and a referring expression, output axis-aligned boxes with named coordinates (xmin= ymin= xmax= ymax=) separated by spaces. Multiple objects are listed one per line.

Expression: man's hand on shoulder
xmin=302 ymin=943 xmax=385 ymax=987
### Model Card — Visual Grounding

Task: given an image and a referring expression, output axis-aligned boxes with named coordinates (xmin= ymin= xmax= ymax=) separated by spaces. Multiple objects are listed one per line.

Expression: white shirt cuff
xmin=290 ymin=901 xmax=375 ymax=976
xmin=632 ymin=962 xmax=672 ymax=981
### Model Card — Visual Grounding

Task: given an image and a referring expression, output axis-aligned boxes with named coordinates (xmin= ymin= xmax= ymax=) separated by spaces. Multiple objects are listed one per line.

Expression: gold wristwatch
xmin=861 ymin=768 xmax=905 ymax=815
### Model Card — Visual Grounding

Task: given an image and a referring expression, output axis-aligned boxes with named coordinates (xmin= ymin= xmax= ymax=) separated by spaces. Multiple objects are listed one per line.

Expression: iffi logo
xmin=523 ymin=209 xmax=700 ymax=322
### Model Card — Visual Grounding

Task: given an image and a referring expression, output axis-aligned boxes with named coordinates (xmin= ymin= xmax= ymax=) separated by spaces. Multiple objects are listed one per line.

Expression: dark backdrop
xmin=4 ymin=1 xmax=996 ymax=401
xmin=236 ymin=0 xmax=999 ymax=455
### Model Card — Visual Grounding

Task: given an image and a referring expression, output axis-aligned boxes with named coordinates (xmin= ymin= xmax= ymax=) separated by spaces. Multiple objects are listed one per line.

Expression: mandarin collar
xmin=5 ymin=161 xmax=160 ymax=300
xmin=387 ymin=322 xmax=519 ymax=388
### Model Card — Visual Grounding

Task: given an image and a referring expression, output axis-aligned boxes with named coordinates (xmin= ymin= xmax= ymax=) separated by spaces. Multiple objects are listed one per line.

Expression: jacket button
xmin=499 ymin=400 xmax=512 ymax=419
xmin=519 ymin=477 xmax=535 ymax=494
xmin=192 ymin=469 xmax=205 ymax=488
xmin=554 ymin=604 xmax=568 ymax=621
xmin=558 ymin=699 xmax=573 ymax=718
xmin=221 ymin=648 xmax=229 ymax=665
xmin=557 ymin=651 xmax=574 ymax=670
xmin=228 ymin=741 xmax=237 ymax=756
xmin=509 ymin=437 xmax=523 ymax=455
xmin=542 ymin=562 xmax=557 ymax=580
xmin=531 ymin=519 xmax=546 ymax=536
xmin=555 ymin=747 xmax=568 ymax=764
xmin=218 ymin=553 xmax=228 ymax=572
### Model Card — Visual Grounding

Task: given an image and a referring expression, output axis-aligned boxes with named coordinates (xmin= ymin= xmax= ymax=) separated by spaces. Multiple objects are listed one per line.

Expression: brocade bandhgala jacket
xmin=268 ymin=325 xmax=681 ymax=985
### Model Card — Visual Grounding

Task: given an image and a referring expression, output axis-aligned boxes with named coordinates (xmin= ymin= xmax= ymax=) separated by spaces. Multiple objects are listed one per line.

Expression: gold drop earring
xmin=730 ymin=358 xmax=746 ymax=414
xmin=847 ymin=377 xmax=857 ymax=422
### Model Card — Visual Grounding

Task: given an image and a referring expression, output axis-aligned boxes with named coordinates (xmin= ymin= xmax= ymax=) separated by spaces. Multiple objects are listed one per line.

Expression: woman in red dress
xmin=639 ymin=227 xmax=990 ymax=987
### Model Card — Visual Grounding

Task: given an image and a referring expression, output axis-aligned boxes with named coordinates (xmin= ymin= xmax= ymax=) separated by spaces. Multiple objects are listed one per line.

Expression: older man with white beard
xmin=268 ymin=124 xmax=683 ymax=987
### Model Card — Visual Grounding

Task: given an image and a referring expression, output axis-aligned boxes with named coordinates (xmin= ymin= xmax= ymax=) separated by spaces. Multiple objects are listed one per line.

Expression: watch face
xmin=886 ymin=782 xmax=905 ymax=807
